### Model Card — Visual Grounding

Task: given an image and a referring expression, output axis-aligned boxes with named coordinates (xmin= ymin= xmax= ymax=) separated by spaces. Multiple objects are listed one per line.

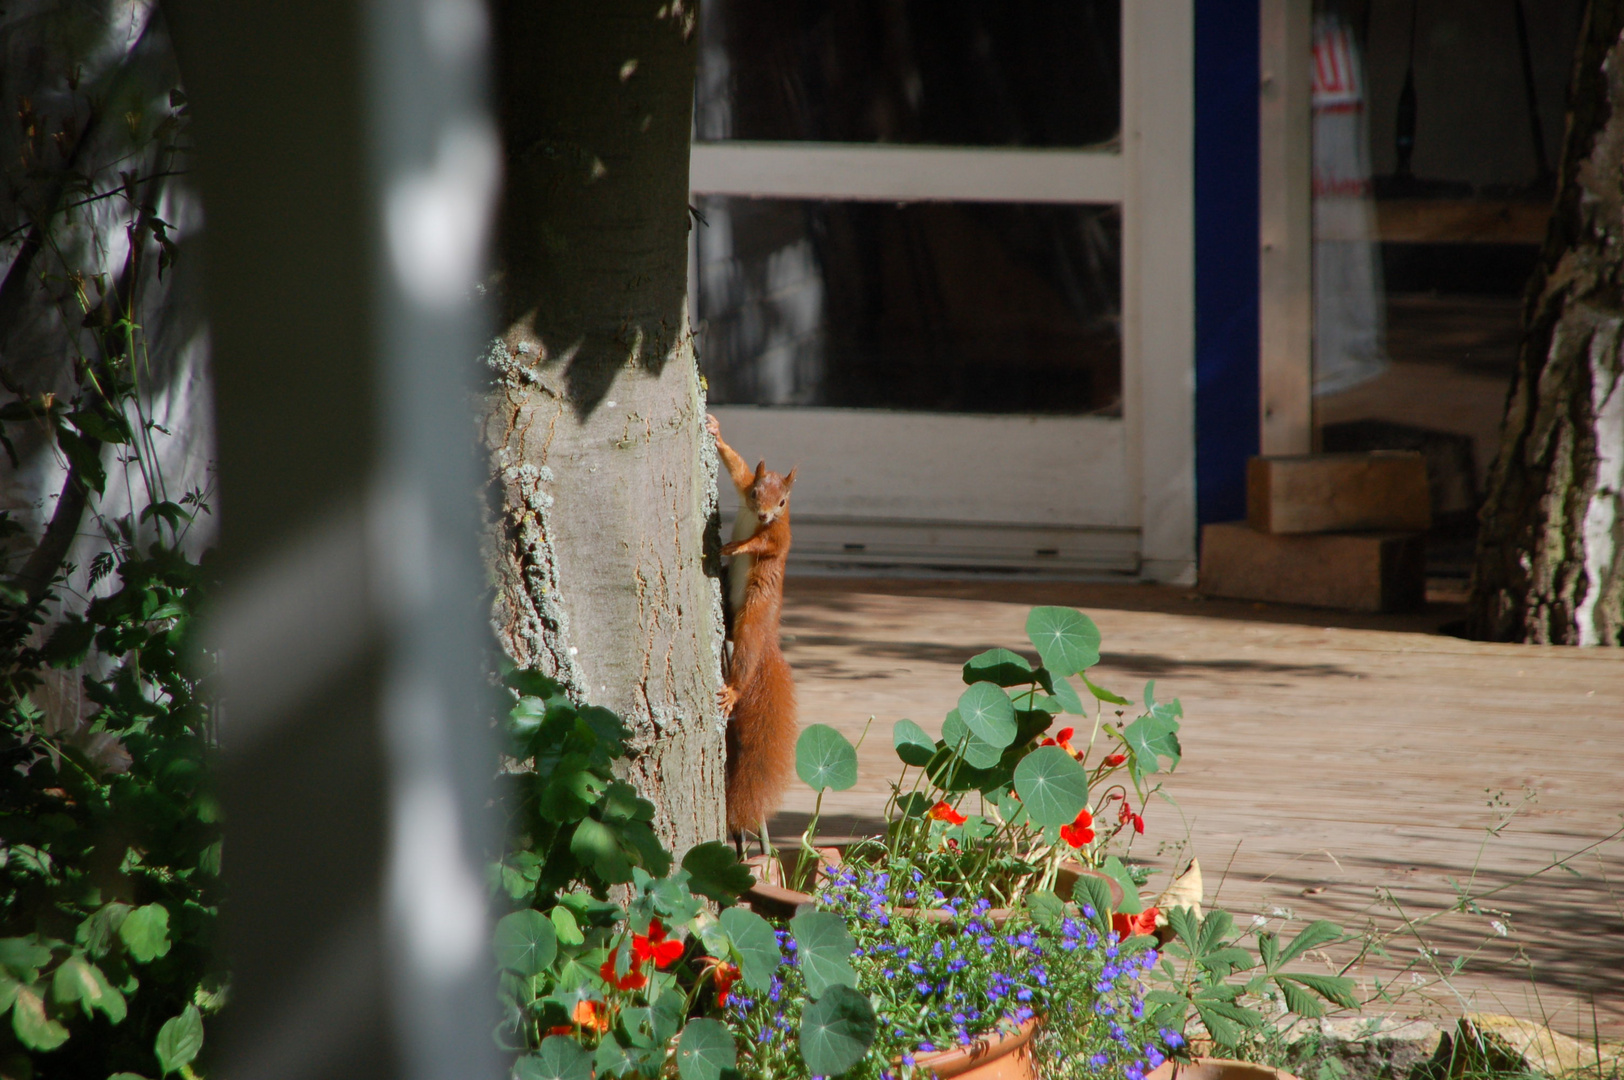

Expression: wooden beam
xmin=1258 ymin=0 xmax=1313 ymax=455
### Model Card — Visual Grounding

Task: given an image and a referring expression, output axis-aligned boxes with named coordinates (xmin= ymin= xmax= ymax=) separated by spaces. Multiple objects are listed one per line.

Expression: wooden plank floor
xmin=766 ymin=578 xmax=1624 ymax=1039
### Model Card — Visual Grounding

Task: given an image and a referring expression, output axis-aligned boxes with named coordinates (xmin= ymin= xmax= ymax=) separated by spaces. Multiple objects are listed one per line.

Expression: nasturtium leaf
xmin=12 ymin=985 xmax=67 ymax=1050
xmin=594 ymin=1032 xmax=640 ymax=1078
xmin=796 ymin=725 xmax=859 ymax=792
xmin=682 ymin=841 xmax=755 ymax=904
xmin=1083 ymin=673 xmax=1131 ymax=706
xmin=789 ymin=911 xmax=858 ymax=997
xmin=1025 ymin=607 xmax=1101 ymax=676
xmin=518 ymin=1036 xmax=594 ymax=1080
xmin=957 ymin=682 xmax=1016 ymax=749
xmin=891 ymin=720 xmax=937 ymax=767
xmin=799 ymin=984 xmax=877 ymax=1077
xmin=894 ymin=792 xmax=933 ymax=818
xmin=118 ymin=904 xmax=171 ymax=963
xmin=1013 ymin=709 xmax=1055 ymax=746
xmin=1122 ymin=713 xmax=1182 ymax=779
xmin=939 ymin=711 xmax=1003 ymax=770
xmin=1050 ymin=677 xmax=1086 ymax=715
xmin=720 ymin=908 xmax=780 ymax=992
xmin=570 ymin=818 xmax=634 ymax=884
xmin=677 ymin=1018 xmax=737 ymax=1080
xmin=962 ymin=648 xmax=1034 ymax=687
xmin=155 ymin=1005 xmax=203 ymax=1075
xmin=0 ymin=973 xmax=19 ymax=1014
xmin=494 ymin=910 xmax=558 ymax=976
xmin=1011 ymin=745 xmax=1091 ymax=826
xmin=1101 ymin=856 xmax=1143 ymax=914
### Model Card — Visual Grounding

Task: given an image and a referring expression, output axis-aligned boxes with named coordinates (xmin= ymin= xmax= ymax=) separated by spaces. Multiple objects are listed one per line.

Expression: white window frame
xmin=690 ymin=0 xmax=1194 ymax=582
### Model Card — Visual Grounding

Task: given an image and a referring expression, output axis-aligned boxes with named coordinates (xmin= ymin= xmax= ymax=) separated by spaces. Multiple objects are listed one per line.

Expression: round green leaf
xmin=1025 ymin=607 xmax=1101 ymax=676
xmin=682 ymin=841 xmax=756 ymax=904
xmin=796 ymin=724 xmax=858 ymax=792
xmin=789 ymin=910 xmax=858 ymax=998
xmin=677 ymin=1018 xmax=737 ymax=1080
xmin=720 ymin=907 xmax=781 ymax=991
xmin=1050 ymin=677 xmax=1086 ymax=715
xmin=961 ymin=648 xmax=1034 ymax=687
xmin=1012 ymin=745 xmax=1091 ymax=826
xmin=518 ymin=1036 xmax=595 ymax=1080
xmin=894 ymin=792 xmax=933 ymax=818
xmin=155 ymin=1004 xmax=203 ymax=1076
xmin=11 ymin=985 xmax=68 ymax=1051
xmin=494 ymin=909 xmax=558 ymax=976
xmin=891 ymin=719 xmax=937 ymax=767
xmin=957 ymin=682 xmax=1016 ymax=749
xmin=799 ymin=984 xmax=877 ymax=1077
xmin=118 ymin=903 xmax=171 ymax=964
xmin=941 ymin=709 xmax=1003 ymax=769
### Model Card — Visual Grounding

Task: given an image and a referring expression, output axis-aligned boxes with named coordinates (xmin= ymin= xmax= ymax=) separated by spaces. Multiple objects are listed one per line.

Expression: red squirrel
xmin=708 ymin=414 xmax=798 ymax=842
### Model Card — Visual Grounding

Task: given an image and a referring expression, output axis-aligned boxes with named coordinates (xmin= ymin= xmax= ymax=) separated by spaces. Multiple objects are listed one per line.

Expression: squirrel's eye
xmin=779 ymin=499 xmax=786 ymax=507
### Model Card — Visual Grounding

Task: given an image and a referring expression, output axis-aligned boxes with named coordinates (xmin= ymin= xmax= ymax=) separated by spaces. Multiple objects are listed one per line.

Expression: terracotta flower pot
xmin=912 ymin=1019 xmax=1040 ymax=1080
xmin=1146 ymin=1058 xmax=1302 ymax=1080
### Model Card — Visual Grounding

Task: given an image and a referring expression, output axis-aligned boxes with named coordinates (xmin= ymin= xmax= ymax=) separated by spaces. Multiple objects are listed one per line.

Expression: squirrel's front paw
xmin=717 ymin=684 xmax=739 ymax=714
xmin=721 ymin=539 xmax=742 ymax=557
xmin=706 ymin=414 xmax=721 ymax=438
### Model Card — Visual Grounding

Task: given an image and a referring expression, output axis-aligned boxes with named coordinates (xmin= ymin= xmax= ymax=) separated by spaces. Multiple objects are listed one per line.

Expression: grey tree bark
xmin=485 ymin=1 xmax=728 ymax=853
xmin=1468 ymin=0 xmax=1624 ymax=645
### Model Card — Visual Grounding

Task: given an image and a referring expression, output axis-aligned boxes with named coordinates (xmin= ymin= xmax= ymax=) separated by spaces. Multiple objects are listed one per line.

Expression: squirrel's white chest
xmin=726 ymin=507 xmax=758 ymax=618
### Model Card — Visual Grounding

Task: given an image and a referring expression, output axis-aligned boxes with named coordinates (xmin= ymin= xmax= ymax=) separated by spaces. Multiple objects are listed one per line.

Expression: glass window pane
xmin=695 ymin=0 xmax=1120 ymax=148
xmin=696 ymin=197 xmax=1122 ymax=415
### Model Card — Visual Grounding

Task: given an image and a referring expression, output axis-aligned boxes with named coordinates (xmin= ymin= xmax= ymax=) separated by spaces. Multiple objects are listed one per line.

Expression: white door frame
xmin=690 ymin=0 xmax=1195 ymax=582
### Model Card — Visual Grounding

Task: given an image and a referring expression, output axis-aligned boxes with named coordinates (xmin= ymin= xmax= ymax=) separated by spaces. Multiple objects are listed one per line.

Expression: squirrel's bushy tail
xmin=725 ymin=650 xmax=798 ymax=834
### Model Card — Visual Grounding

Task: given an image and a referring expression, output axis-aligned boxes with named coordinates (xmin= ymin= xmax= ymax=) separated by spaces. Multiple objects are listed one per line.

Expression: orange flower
xmin=712 ymin=961 xmax=741 ymax=1007
xmin=1111 ymin=906 xmax=1160 ymax=939
xmin=1040 ymin=727 xmax=1083 ymax=760
xmin=600 ymin=947 xmax=647 ymax=991
xmin=928 ymin=800 xmax=967 ymax=825
xmin=571 ymin=999 xmax=611 ymax=1032
xmin=632 ymin=919 xmax=684 ymax=970
xmin=1059 ymin=808 xmax=1095 ymax=848
xmin=1102 ymin=753 xmax=1127 ymax=767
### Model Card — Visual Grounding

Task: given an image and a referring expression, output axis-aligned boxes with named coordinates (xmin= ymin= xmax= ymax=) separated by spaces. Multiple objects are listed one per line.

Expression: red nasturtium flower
xmin=1102 ymin=752 xmax=1127 ymax=767
xmin=1117 ymin=800 xmax=1145 ymax=834
xmin=632 ymin=918 xmax=684 ymax=970
xmin=1040 ymin=727 xmax=1083 ymax=760
xmin=1058 ymin=808 xmax=1096 ymax=848
xmin=1111 ymin=906 xmax=1160 ymax=939
xmin=710 ymin=960 xmax=741 ymax=1007
xmin=928 ymin=800 xmax=967 ymax=825
xmin=571 ymin=999 xmax=612 ymax=1032
xmin=600 ymin=947 xmax=648 ymax=991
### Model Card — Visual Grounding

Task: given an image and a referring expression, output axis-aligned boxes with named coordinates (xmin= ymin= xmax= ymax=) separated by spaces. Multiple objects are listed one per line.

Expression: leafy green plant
xmin=789 ymin=606 xmax=1177 ymax=910
xmin=491 ymin=673 xmax=878 ymax=1079
xmin=0 ymin=526 xmax=221 ymax=1080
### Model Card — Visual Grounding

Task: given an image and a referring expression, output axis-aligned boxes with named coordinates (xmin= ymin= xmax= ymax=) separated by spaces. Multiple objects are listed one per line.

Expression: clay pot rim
xmin=908 ymin=1017 xmax=1040 ymax=1079
xmin=1145 ymin=1056 xmax=1303 ymax=1080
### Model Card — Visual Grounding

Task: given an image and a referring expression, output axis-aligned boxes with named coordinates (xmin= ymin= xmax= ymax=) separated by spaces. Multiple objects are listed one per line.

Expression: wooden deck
xmin=767 ymin=578 xmax=1624 ymax=1039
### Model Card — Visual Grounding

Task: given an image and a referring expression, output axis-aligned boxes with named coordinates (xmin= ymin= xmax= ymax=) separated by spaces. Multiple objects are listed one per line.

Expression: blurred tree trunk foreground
xmin=485 ymin=2 xmax=729 ymax=850
xmin=1470 ymin=0 xmax=1624 ymax=644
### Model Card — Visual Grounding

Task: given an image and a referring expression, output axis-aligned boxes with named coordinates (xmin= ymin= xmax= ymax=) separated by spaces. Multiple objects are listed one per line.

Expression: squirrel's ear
xmin=784 ymin=466 xmax=798 ymax=490
xmin=754 ymin=460 xmax=767 ymax=483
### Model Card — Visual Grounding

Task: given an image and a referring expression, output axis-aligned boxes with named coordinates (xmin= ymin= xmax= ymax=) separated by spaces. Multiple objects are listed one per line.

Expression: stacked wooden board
xmin=1200 ymin=452 xmax=1430 ymax=612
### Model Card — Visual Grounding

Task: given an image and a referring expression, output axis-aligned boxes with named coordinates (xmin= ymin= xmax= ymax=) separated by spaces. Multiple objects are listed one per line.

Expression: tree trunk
xmin=1468 ymin=0 xmax=1624 ymax=645
xmin=486 ymin=1 xmax=728 ymax=853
